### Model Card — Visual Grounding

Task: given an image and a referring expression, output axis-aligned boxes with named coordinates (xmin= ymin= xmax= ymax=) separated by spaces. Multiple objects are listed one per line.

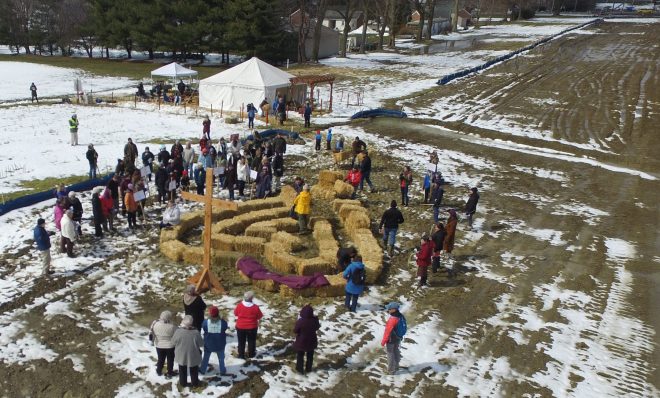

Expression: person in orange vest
xmin=124 ymin=184 xmax=138 ymax=230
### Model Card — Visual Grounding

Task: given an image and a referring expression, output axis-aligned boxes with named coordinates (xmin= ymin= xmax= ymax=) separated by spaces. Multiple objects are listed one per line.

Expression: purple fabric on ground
xmin=237 ymin=256 xmax=330 ymax=289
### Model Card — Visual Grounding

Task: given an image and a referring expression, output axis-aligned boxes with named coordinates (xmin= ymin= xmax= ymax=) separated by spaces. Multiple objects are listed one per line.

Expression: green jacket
xmin=69 ymin=117 xmax=79 ymax=132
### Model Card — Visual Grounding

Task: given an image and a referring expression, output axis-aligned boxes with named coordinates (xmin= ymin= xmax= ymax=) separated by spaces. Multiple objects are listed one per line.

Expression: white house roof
xmin=201 ymin=57 xmax=295 ymax=88
xmin=348 ymin=25 xmax=380 ymax=35
xmin=150 ymin=62 xmax=198 ymax=79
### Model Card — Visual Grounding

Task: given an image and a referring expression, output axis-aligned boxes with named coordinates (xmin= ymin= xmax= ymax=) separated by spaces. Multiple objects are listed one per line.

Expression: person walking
xmin=247 ymin=104 xmax=256 ymax=129
xmin=303 ymin=101 xmax=312 ymax=128
xmin=183 ymin=284 xmax=207 ymax=331
xmin=124 ymin=184 xmax=138 ymax=229
xmin=234 ymin=291 xmax=263 ymax=359
xmin=359 ymin=151 xmax=374 ymax=192
xmin=342 ymin=255 xmax=366 ymax=313
xmin=350 ymin=137 xmax=366 ymax=168
xmin=292 ymin=304 xmax=321 ymax=374
xmin=325 ymin=128 xmax=332 ymax=150
xmin=431 ymin=182 xmax=444 ymax=224
xmin=68 ymin=114 xmax=79 ymax=146
xmin=30 ymin=83 xmax=38 ymax=103
xmin=60 ymin=209 xmax=77 ymax=257
xmin=202 ymin=115 xmax=211 ymax=140
xmin=345 ymin=166 xmax=361 ymax=199
xmin=200 ymin=306 xmax=229 ymax=375
xmin=465 ymin=187 xmax=480 ymax=229
xmin=380 ymin=302 xmax=406 ymax=375
xmin=379 ymin=200 xmax=405 ymax=255
xmin=91 ymin=187 xmax=104 ymax=237
xmin=150 ymin=310 xmax=177 ymax=378
xmin=142 ymin=147 xmax=155 ymax=182
xmin=86 ymin=144 xmax=98 ymax=179
xmin=172 ymin=315 xmax=204 ymax=388
xmin=293 ymin=184 xmax=311 ymax=234
xmin=399 ymin=166 xmax=412 ymax=207
xmin=431 ymin=223 xmax=446 ymax=273
xmin=416 ymin=233 xmax=434 ymax=286
xmin=33 ymin=218 xmax=52 ymax=276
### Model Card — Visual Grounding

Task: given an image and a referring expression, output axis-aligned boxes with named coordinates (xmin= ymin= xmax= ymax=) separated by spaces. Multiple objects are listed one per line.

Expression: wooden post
xmin=180 ymin=168 xmax=239 ymax=295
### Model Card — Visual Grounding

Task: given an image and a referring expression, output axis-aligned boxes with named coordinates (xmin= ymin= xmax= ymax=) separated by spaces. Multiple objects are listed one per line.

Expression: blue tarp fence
xmin=0 ymin=174 xmax=115 ymax=217
xmin=437 ymin=19 xmax=602 ymax=86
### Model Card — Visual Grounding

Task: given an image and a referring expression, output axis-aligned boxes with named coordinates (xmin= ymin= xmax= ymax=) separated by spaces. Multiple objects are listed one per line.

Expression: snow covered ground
xmin=0 ymin=61 xmax=136 ymax=102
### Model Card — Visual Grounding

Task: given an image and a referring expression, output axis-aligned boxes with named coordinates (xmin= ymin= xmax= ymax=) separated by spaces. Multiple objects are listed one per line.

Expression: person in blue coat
xmin=315 ymin=130 xmax=322 ymax=151
xmin=33 ymin=218 xmax=52 ymax=276
xmin=200 ymin=306 xmax=229 ymax=375
xmin=342 ymin=255 xmax=366 ymax=312
xmin=325 ymin=128 xmax=332 ymax=150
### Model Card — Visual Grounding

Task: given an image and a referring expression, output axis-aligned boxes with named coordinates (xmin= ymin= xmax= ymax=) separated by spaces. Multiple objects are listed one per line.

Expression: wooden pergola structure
xmin=290 ymin=74 xmax=336 ymax=112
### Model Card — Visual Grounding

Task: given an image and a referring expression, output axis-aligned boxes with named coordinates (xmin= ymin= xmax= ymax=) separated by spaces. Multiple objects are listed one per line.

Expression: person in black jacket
xmin=68 ymin=191 xmax=83 ymax=235
xmin=432 ymin=183 xmax=444 ymax=223
xmin=336 ymin=246 xmax=357 ymax=272
xmin=183 ymin=285 xmax=207 ymax=331
xmin=273 ymin=133 xmax=287 ymax=155
xmin=378 ymin=200 xmax=404 ymax=254
xmin=86 ymin=144 xmax=98 ymax=179
xmin=91 ymin=188 xmax=104 ymax=237
xmin=465 ymin=187 xmax=480 ymax=229
xmin=272 ymin=153 xmax=284 ymax=192
xmin=431 ymin=223 xmax=446 ymax=273
xmin=359 ymin=151 xmax=374 ymax=192
xmin=155 ymin=164 xmax=168 ymax=204
xmin=107 ymin=174 xmax=120 ymax=212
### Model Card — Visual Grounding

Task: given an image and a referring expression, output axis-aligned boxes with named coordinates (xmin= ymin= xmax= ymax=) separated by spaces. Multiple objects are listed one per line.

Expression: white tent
xmin=150 ymin=62 xmax=198 ymax=80
xmin=199 ymin=57 xmax=296 ymax=111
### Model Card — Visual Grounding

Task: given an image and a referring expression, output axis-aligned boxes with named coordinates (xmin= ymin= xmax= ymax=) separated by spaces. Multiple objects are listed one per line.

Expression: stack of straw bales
xmin=264 ymin=242 xmax=299 ymax=274
xmin=279 ymin=273 xmax=346 ymax=298
xmin=333 ymin=180 xmax=355 ymax=199
xmin=332 ymin=199 xmax=360 ymax=213
xmin=311 ymin=170 xmax=344 ymax=200
xmin=271 ymin=231 xmax=305 ymax=252
xmin=312 ymin=220 xmax=339 ymax=262
xmin=233 ymin=236 xmax=266 ymax=255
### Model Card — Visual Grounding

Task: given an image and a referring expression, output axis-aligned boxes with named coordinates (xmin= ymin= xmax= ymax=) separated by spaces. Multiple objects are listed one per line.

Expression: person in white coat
xmin=160 ymin=200 xmax=181 ymax=229
xmin=150 ymin=310 xmax=178 ymax=377
xmin=60 ymin=209 xmax=77 ymax=257
xmin=236 ymin=156 xmax=250 ymax=199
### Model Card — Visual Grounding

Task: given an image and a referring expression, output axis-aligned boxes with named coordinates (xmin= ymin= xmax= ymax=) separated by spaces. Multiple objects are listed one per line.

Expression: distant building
xmin=322 ymin=10 xmax=365 ymax=31
xmin=289 ymin=9 xmax=340 ymax=59
xmin=457 ymin=9 xmax=472 ymax=30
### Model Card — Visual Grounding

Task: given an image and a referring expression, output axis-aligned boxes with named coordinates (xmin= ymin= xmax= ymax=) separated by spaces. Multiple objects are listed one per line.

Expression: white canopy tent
xmin=150 ymin=62 xmax=198 ymax=81
xmin=199 ymin=57 xmax=301 ymax=112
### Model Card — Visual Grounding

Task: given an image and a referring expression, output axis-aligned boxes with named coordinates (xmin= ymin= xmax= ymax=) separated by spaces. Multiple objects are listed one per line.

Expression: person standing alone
xmin=292 ymin=304 xmax=321 ymax=374
xmin=30 ymin=83 xmax=38 ymax=103
xmin=465 ymin=187 xmax=480 ymax=229
xmin=86 ymin=144 xmax=98 ymax=179
xmin=379 ymin=200 xmax=404 ymax=255
xmin=380 ymin=302 xmax=406 ymax=375
xmin=68 ymin=114 xmax=79 ymax=146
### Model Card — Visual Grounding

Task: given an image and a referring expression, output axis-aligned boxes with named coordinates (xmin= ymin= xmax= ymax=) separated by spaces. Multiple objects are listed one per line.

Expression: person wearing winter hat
xmin=33 ymin=218 xmax=53 ymax=276
xmin=233 ymin=291 xmax=263 ymax=359
xmin=124 ymin=183 xmax=138 ymax=229
xmin=464 ymin=187 xmax=480 ymax=229
xmin=415 ymin=233 xmax=434 ymax=287
xmin=293 ymin=184 xmax=312 ymax=235
xmin=292 ymin=304 xmax=321 ymax=374
xmin=183 ymin=285 xmax=207 ymax=331
xmin=68 ymin=191 xmax=83 ymax=235
xmin=381 ymin=302 xmax=406 ymax=375
xmin=60 ymin=209 xmax=77 ymax=257
xmin=91 ymin=187 xmax=105 ymax=237
xmin=200 ymin=306 xmax=229 ymax=375
xmin=160 ymin=200 xmax=181 ymax=229
xmin=378 ymin=200 xmax=405 ymax=255
xmin=150 ymin=310 xmax=177 ymax=377
xmin=172 ymin=315 xmax=204 ymax=388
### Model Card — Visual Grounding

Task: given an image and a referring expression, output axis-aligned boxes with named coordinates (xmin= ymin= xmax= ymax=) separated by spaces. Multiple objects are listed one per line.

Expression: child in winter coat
xmin=124 ymin=184 xmax=138 ymax=229
xmin=399 ymin=166 xmax=413 ymax=207
xmin=345 ymin=166 xmax=362 ymax=199
xmin=315 ymin=131 xmax=322 ymax=151
xmin=416 ymin=234 xmax=434 ymax=286
xmin=293 ymin=304 xmax=321 ymax=374
xmin=200 ymin=306 xmax=229 ymax=375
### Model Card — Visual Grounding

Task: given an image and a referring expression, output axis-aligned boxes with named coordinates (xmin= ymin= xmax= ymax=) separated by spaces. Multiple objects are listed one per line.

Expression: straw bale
xmin=212 ymin=209 xmax=238 ymax=222
xmin=319 ymin=170 xmax=344 ymax=184
xmin=211 ymin=251 xmax=244 ymax=268
xmin=235 ymin=207 xmax=289 ymax=227
xmin=308 ymin=216 xmax=328 ymax=230
xmin=318 ymin=248 xmax=338 ymax=262
xmin=160 ymin=239 xmax=187 ymax=262
xmin=160 ymin=227 xmax=179 ymax=244
xmin=211 ymin=234 xmax=235 ymax=251
xmin=271 ymin=231 xmax=305 ymax=252
xmin=333 ymin=180 xmax=355 ymax=199
xmin=278 ymin=185 xmax=298 ymax=207
xmin=236 ymin=197 xmax=285 ymax=213
xmin=238 ymin=271 xmax=281 ymax=292
xmin=179 ymin=211 xmax=204 ymax=234
xmin=182 ymin=246 xmax=204 ymax=264
xmin=279 ymin=273 xmax=346 ymax=298
xmin=333 ymin=150 xmax=352 ymax=163
xmin=296 ymin=257 xmax=336 ymax=276
xmin=363 ymin=259 xmax=383 ymax=284
xmin=310 ymin=184 xmax=336 ymax=200
xmin=212 ymin=219 xmax=246 ymax=235
xmin=357 ymin=152 xmax=366 ymax=163
xmin=344 ymin=211 xmax=371 ymax=232
xmin=244 ymin=225 xmax=277 ymax=239
xmin=233 ymin=236 xmax=266 ymax=255
xmin=332 ymin=199 xmax=361 ymax=213
xmin=338 ymin=204 xmax=368 ymax=222
xmin=270 ymin=218 xmax=300 ymax=233
xmin=264 ymin=242 xmax=297 ymax=274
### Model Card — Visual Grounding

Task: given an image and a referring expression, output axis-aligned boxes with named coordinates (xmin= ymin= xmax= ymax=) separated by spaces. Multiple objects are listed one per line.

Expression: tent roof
xmin=201 ymin=57 xmax=295 ymax=88
xmin=150 ymin=62 xmax=198 ymax=79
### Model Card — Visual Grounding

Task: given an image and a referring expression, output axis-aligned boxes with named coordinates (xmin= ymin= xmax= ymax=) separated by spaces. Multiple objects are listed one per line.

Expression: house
xmin=289 ymin=9 xmax=340 ymax=59
xmin=409 ymin=3 xmax=453 ymax=37
xmin=322 ymin=9 xmax=364 ymax=31
xmin=457 ymin=9 xmax=472 ymax=30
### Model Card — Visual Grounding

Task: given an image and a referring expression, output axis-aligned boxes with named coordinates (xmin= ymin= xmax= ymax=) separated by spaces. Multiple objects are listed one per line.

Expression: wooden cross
xmin=180 ymin=167 xmax=238 ymax=295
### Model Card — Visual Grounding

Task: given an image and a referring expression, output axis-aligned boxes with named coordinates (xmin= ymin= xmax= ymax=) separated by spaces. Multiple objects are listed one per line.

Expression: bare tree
xmin=297 ymin=0 xmax=307 ymax=63
xmin=410 ymin=0 xmax=425 ymax=42
xmin=337 ymin=0 xmax=357 ymax=57
xmin=359 ymin=0 xmax=369 ymax=54
xmin=426 ymin=0 xmax=437 ymax=39
xmin=374 ymin=0 xmax=389 ymax=50
xmin=8 ymin=0 xmax=37 ymax=54
xmin=311 ymin=0 xmax=328 ymax=62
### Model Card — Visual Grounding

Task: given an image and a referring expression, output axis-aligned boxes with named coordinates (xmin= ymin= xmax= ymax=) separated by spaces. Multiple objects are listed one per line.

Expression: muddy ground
xmin=0 ymin=20 xmax=658 ymax=398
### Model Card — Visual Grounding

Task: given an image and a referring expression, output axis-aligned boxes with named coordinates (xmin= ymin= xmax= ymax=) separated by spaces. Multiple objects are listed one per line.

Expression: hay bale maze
xmin=160 ymin=176 xmax=384 ymax=297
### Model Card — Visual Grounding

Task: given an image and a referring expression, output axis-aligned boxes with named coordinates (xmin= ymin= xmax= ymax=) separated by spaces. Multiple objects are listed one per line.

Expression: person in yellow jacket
xmin=293 ymin=184 xmax=311 ymax=234
xmin=124 ymin=183 xmax=139 ymax=230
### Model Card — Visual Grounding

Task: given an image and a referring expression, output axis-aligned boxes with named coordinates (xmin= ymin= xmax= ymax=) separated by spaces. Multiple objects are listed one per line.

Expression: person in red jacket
xmin=345 ymin=166 xmax=362 ymax=199
xmin=416 ymin=233 xmax=434 ymax=286
xmin=233 ymin=290 xmax=263 ymax=359
xmin=380 ymin=302 xmax=405 ymax=375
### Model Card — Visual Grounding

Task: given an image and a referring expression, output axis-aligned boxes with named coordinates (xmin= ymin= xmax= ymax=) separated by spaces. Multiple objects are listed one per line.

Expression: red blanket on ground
xmin=237 ymin=256 xmax=330 ymax=289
